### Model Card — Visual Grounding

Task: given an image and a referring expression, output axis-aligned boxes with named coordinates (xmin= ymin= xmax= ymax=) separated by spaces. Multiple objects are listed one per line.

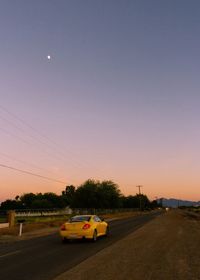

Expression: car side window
xmin=94 ymin=216 xmax=101 ymax=222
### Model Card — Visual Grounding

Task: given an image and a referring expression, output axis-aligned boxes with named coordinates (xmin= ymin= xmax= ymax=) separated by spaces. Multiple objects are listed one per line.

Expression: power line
xmin=0 ymin=163 xmax=67 ymax=184
xmin=0 ymin=126 xmax=66 ymax=164
xmin=0 ymin=125 xmax=95 ymax=184
xmin=0 ymin=125 xmax=85 ymax=177
xmin=0 ymin=150 xmax=75 ymax=183
xmin=0 ymin=114 xmax=85 ymax=169
xmin=0 ymin=151 xmax=54 ymax=175
xmin=0 ymin=105 xmax=106 ymax=177
xmin=0 ymin=105 xmax=91 ymax=167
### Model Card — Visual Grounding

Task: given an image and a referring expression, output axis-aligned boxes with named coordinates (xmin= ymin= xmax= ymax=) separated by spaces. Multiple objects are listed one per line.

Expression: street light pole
xmin=136 ymin=185 xmax=143 ymax=211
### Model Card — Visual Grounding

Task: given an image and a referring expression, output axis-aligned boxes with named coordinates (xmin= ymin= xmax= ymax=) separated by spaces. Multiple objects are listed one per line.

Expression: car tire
xmin=105 ymin=226 xmax=109 ymax=237
xmin=92 ymin=229 xmax=97 ymax=242
xmin=62 ymin=237 xmax=68 ymax=243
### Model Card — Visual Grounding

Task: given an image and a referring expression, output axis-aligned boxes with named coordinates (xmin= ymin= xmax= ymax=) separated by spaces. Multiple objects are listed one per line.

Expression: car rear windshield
xmin=70 ymin=216 xmax=91 ymax=222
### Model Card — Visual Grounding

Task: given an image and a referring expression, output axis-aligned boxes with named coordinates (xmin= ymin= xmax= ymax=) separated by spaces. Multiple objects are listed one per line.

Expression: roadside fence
xmin=14 ymin=207 xmax=139 ymax=217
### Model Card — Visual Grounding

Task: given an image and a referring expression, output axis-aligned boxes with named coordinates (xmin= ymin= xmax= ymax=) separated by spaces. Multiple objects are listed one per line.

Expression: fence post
xmin=7 ymin=210 xmax=15 ymax=227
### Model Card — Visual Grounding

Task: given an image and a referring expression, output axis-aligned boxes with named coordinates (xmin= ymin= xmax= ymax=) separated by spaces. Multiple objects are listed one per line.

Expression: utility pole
xmin=159 ymin=198 xmax=163 ymax=208
xmin=136 ymin=185 xmax=143 ymax=211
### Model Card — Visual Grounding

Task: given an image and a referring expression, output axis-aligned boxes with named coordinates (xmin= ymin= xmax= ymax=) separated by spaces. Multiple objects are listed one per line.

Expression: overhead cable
xmin=0 ymin=163 xmax=67 ymax=184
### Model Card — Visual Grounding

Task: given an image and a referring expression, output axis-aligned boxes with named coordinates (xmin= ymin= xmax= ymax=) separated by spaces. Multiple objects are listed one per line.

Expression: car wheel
xmin=105 ymin=226 xmax=109 ymax=237
xmin=92 ymin=229 xmax=97 ymax=242
xmin=62 ymin=237 xmax=68 ymax=243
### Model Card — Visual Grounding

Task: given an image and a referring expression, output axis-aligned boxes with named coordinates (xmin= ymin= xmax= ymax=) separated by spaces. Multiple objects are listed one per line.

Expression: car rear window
xmin=70 ymin=216 xmax=91 ymax=222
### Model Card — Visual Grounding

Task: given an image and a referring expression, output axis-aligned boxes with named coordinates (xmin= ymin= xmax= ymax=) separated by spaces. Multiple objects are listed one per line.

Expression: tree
xmin=71 ymin=179 xmax=122 ymax=209
xmin=150 ymin=199 xmax=159 ymax=209
xmin=31 ymin=199 xmax=53 ymax=209
xmin=20 ymin=193 xmax=36 ymax=208
xmin=121 ymin=194 xmax=151 ymax=210
xmin=43 ymin=192 xmax=64 ymax=208
xmin=97 ymin=180 xmax=122 ymax=208
xmin=122 ymin=195 xmax=139 ymax=208
xmin=19 ymin=192 xmax=64 ymax=209
xmin=137 ymin=194 xmax=151 ymax=210
xmin=72 ymin=179 xmax=99 ymax=208
xmin=0 ymin=180 xmax=152 ymax=211
xmin=61 ymin=185 xmax=76 ymax=207
xmin=0 ymin=199 xmax=23 ymax=210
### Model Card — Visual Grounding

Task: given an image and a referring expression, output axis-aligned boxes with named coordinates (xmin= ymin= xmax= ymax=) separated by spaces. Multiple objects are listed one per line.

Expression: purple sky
xmin=1 ymin=0 xmax=200 ymax=201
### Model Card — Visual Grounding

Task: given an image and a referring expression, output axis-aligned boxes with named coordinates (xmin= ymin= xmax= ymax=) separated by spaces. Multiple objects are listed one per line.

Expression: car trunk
xmin=64 ymin=221 xmax=87 ymax=231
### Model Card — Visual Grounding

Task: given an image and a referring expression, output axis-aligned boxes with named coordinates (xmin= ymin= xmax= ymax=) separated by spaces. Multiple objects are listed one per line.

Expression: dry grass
xmin=0 ymin=220 xmax=64 ymax=236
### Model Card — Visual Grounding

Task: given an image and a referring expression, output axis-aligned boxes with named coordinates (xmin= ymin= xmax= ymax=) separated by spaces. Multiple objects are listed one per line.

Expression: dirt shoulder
xmin=54 ymin=210 xmax=200 ymax=280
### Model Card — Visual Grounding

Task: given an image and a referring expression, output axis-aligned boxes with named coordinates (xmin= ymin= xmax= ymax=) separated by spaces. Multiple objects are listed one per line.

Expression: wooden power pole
xmin=136 ymin=185 xmax=143 ymax=211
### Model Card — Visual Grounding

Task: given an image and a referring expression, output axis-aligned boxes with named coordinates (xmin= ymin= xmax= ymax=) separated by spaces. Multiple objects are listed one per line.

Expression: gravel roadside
xmin=54 ymin=210 xmax=200 ymax=280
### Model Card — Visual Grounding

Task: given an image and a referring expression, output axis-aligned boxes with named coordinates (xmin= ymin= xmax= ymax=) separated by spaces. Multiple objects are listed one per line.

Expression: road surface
xmin=0 ymin=211 xmax=161 ymax=280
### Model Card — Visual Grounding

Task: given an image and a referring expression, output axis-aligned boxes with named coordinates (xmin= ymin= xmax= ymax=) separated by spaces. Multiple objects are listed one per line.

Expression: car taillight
xmin=60 ymin=224 xmax=66 ymax=231
xmin=82 ymin=224 xmax=91 ymax=230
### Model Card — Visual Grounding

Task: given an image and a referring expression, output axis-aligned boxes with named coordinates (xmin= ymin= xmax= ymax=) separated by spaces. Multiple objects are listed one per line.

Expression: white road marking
xmin=0 ymin=250 xmax=21 ymax=258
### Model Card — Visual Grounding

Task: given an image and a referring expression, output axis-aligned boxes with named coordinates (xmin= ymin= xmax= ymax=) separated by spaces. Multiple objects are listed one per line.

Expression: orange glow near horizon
xmin=1 ymin=165 xmax=199 ymax=202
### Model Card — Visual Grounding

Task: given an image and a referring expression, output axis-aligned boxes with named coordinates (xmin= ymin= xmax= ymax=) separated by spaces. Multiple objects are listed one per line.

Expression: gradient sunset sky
xmin=1 ymin=0 xmax=200 ymax=202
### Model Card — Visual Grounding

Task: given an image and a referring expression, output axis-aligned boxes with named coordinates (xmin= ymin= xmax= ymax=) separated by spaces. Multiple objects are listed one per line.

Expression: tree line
xmin=0 ymin=179 xmax=159 ymax=210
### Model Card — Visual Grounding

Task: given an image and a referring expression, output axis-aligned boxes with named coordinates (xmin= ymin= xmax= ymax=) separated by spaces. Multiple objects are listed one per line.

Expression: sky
xmin=0 ymin=0 xmax=200 ymax=202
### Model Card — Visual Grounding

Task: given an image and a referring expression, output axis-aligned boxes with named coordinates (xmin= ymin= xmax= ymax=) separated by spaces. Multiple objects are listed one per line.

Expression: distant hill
xmin=158 ymin=198 xmax=200 ymax=208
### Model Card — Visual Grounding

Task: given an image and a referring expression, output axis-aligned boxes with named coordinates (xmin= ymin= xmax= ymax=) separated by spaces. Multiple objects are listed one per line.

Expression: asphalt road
xmin=0 ymin=211 xmax=162 ymax=280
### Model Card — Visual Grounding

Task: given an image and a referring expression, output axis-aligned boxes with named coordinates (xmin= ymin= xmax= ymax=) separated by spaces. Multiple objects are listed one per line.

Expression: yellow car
xmin=60 ymin=215 xmax=109 ymax=242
